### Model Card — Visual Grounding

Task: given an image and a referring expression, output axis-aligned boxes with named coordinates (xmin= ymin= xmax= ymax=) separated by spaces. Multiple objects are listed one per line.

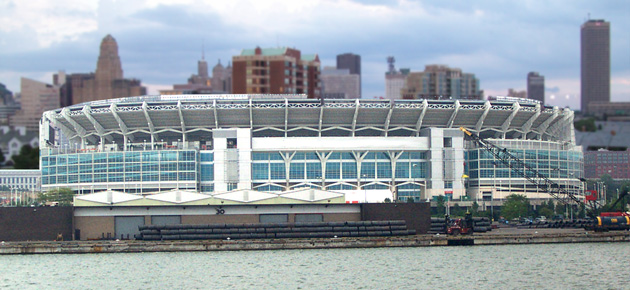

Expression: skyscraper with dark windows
xmin=527 ymin=72 xmax=545 ymax=105
xmin=581 ymin=19 xmax=610 ymax=113
xmin=336 ymin=53 xmax=361 ymax=97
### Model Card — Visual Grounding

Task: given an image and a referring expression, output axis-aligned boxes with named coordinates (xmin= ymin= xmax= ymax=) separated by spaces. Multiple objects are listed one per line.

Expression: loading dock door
xmin=115 ymin=216 xmax=145 ymax=240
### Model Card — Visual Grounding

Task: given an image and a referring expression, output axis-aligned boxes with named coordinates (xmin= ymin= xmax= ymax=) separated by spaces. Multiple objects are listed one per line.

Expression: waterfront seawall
xmin=1 ymin=230 xmax=629 ymax=255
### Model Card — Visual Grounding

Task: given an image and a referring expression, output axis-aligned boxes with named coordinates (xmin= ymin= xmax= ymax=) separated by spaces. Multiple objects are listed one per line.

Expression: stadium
xmin=39 ymin=94 xmax=583 ymax=203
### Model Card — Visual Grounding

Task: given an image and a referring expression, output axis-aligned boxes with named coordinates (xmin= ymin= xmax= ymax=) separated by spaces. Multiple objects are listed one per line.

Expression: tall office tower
xmin=336 ymin=53 xmax=361 ymax=97
xmin=581 ymin=19 xmax=610 ymax=113
xmin=401 ymin=65 xmax=481 ymax=100
xmin=232 ymin=47 xmax=321 ymax=98
xmin=10 ymin=78 xmax=60 ymax=131
xmin=212 ymin=60 xmax=232 ymax=93
xmin=527 ymin=72 xmax=545 ymax=104
xmin=161 ymin=58 xmax=233 ymax=95
xmin=187 ymin=53 xmax=212 ymax=87
xmin=320 ymin=66 xmax=360 ymax=99
xmin=0 ymin=83 xmax=19 ymax=125
xmin=94 ymin=34 xmax=124 ymax=100
xmin=385 ymin=56 xmax=409 ymax=100
xmin=54 ymin=34 xmax=146 ymax=106
xmin=198 ymin=53 xmax=209 ymax=79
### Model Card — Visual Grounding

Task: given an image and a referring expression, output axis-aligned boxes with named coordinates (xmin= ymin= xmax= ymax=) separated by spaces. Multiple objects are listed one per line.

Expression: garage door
xmin=259 ymin=214 xmax=288 ymax=223
xmin=295 ymin=214 xmax=323 ymax=223
xmin=115 ymin=216 xmax=145 ymax=240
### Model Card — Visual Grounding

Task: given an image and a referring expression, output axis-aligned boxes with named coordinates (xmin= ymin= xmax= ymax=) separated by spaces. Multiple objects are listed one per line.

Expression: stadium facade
xmin=39 ymin=94 xmax=583 ymax=202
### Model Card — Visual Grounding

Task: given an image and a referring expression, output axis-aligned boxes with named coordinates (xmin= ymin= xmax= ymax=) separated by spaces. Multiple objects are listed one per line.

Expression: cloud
xmin=546 ymin=86 xmax=560 ymax=93
xmin=0 ymin=0 xmax=98 ymax=49
xmin=0 ymin=0 xmax=629 ymax=112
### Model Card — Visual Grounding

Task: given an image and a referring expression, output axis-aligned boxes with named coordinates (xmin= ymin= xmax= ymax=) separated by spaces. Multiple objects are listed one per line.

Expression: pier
xmin=2 ymin=228 xmax=628 ymax=255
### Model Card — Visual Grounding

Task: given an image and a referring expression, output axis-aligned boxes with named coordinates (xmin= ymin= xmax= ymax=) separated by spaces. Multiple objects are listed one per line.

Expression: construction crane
xmin=459 ymin=127 xmax=597 ymax=217
xmin=460 ymin=127 xmax=630 ymax=231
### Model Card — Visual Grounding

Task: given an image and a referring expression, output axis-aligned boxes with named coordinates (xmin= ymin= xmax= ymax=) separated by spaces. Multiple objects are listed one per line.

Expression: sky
xmin=0 ymin=0 xmax=629 ymax=110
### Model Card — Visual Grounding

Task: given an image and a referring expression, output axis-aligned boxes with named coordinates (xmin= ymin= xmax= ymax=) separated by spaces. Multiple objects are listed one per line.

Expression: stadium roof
xmin=42 ymin=95 xmax=575 ymax=144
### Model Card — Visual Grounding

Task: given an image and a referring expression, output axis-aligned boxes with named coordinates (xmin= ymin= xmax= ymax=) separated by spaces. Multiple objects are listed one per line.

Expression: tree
xmin=451 ymin=203 xmax=465 ymax=217
xmin=547 ymin=200 xmax=556 ymax=214
xmin=578 ymin=204 xmax=586 ymax=219
xmin=37 ymin=187 xmax=74 ymax=206
xmin=501 ymin=194 xmax=531 ymax=220
xmin=12 ymin=145 xmax=39 ymax=169
xmin=536 ymin=200 xmax=555 ymax=217
xmin=0 ymin=147 xmax=5 ymax=164
xmin=573 ymin=118 xmax=596 ymax=132
xmin=471 ymin=201 xmax=479 ymax=214
xmin=435 ymin=195 xmax=445 ymax=216
xmin=383 ymin=198 xmax=391 ymax=203
xmin=538 ymin=207 xmax=554 ymax=218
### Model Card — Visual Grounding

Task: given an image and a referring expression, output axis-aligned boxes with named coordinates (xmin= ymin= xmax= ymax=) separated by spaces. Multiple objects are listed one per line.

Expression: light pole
xmin=362 ymin=174 xmax=367 ymax=203
xmin=492 ymin=162 xmax=496 ymax=221
xmin=10 ymin=187 xmax=14 ymax=207
xmin=412 ymin=163 xmax=417 ymax=202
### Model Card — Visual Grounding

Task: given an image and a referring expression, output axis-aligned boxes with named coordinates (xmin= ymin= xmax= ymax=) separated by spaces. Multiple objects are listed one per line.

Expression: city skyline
xmin=1 ymin=1 xmax=629 ymax=110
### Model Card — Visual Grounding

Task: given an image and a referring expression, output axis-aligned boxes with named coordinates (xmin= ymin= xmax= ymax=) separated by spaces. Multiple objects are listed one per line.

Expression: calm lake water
xmin=1 ymin=243 xmax=629 ymax=290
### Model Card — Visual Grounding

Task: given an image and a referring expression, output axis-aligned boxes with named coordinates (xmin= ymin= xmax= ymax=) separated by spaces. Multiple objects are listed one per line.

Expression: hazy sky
xmin=1 ymin=0 xmax=629 ymax=110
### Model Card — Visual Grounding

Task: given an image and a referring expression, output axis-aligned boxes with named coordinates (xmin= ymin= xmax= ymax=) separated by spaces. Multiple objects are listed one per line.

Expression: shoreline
xmin=1 ymin=229 xmax=629 ymax=255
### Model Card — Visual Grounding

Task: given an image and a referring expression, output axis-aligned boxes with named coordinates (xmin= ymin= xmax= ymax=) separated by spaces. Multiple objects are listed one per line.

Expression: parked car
xmin=519 ymin=217 xmax=533 ymax=224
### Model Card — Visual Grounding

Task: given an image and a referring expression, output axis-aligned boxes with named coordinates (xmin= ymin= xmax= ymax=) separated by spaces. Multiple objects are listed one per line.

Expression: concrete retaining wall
xmin=2 ymin=231 xmax=627 ymax=255
xmin=0 ymin=207 xmax=73 ymax=241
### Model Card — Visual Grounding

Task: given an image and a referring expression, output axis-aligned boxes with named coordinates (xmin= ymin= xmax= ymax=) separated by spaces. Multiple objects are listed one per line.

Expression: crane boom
xmin=459 ymin=127 xmax=597 ymax=216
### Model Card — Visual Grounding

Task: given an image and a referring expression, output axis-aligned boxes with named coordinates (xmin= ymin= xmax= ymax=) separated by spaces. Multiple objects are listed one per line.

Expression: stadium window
xmin=227 ymin=138 xmax=237 ymax=149
xmin=289 ymin=163 xmax=305 ymax=180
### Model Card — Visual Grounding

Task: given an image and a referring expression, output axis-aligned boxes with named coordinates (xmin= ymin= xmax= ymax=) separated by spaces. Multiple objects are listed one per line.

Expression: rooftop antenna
xmin=387 ymin=56 xmax=396 ymax=73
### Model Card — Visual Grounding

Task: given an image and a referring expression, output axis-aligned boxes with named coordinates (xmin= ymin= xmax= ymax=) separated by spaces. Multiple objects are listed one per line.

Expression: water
xmin=1 ymin=243 xmax=629 ymax=290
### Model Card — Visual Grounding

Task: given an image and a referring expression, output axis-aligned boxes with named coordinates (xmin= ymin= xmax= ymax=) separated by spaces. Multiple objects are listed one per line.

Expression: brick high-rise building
xmin=581 ymin=19 xmax=610 ymax=113
xmin=232 ymin=47 xmax=321 ymax=98
xmin=54 ymin=34 xmax=146 ymax=106
xmin=584 ymin=150 xmax=630 ymax=179
xmin=527 ymin=72 xmax=545 ymax=105
xmin=401 ymin=65 xmax=481 ymax=100
xmin=336 ymin=53 xmax=361 ymax=97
